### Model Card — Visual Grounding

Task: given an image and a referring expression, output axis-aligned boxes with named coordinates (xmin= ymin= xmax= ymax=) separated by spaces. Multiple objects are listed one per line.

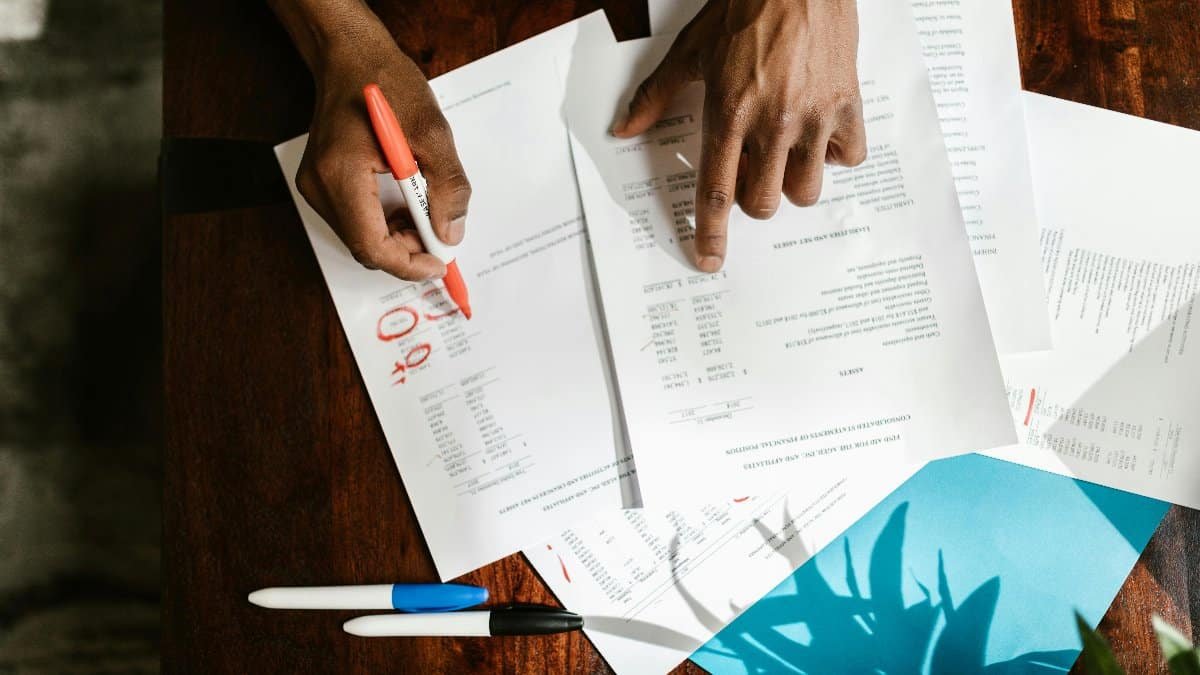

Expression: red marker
xmin=364 ymin=83 xmax=472 ymax=319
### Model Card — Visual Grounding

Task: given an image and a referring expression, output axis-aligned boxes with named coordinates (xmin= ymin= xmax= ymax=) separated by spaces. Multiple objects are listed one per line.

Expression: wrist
xmin=268 ymin=0 xmax=392 ymax=79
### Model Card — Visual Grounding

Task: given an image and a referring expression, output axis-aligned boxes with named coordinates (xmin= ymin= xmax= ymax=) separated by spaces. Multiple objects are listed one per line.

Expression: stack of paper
xmin=275 ymin=2 xmax=1200 ymax=672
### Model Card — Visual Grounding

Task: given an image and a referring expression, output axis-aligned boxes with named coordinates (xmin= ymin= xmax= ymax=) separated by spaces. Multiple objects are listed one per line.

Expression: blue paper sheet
xmin=692 ymin=454 xmax=1168 ymax=674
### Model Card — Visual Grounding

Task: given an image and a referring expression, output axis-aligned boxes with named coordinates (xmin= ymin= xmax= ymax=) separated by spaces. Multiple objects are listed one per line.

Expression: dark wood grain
xmin=163 ymin=1 xmax=1200 ymax=673
xmin=1010 ymin=2 xmax=1200 ymax=671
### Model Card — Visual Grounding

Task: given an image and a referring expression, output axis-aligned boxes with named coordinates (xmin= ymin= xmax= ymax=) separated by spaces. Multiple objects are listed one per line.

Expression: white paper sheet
xmin=524 ymin=462 xmax=918 ymax=674
xmin=567 ymin=0 xmax=1013 ymax=505
xmin=647 ymin=0 xmax=1051 ymax=353
xmin=984 ymin=93 xmax=1200 ymax=509
xmin=275 ymin=14 xmax=637 ymax=580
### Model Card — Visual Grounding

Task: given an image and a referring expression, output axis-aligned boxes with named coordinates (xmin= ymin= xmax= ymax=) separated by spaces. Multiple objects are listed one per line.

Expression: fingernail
xmin=610 ymin=110 xmax=628 ymax=137
xmin=447 ymin=216 xmax=466 ymax=244
xmin=698 ymin=255 xmax=723 ymax=273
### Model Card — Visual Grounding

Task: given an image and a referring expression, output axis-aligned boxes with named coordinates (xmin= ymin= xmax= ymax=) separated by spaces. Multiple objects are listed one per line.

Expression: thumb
xmin=416 ymin=122 xmax=472 ymax=246
xmin=612 ymin=46 xmax=694 ymax=138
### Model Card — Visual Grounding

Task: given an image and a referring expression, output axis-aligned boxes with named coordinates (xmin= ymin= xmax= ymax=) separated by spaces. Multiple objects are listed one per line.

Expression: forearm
xmin=267 ymin=0 xmax=392 ymax=78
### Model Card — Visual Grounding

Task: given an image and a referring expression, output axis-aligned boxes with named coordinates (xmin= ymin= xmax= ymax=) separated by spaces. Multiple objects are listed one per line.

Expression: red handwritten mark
xmin=732 ymin=497 xmax=749 ymax=503
xmin=378 ymin=288 xmax=464 ymax=384
xmin=391 ymin=343 xmax=433 ymax=386
xmin=547 ymin=544 xmax=571 ymax=583
xmin=1023 ymin=388 xmax=1037 ymax=426
xmin=405 ymin=343 xmax=432 ymax=368
xmin=377 ymin=306 xmax=419 ymax=341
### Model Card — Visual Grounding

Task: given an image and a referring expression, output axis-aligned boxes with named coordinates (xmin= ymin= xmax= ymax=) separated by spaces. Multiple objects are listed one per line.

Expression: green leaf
xmin=1075 ymin=612 xmax=1125 ymax=675
xmin=1152 ymin=615 xmax=1200 ymax=675
xmin=1153 ymin=615 xmax=1195 ymax=659
xmin=1167 ymin=651 xmax=1200 ymax=675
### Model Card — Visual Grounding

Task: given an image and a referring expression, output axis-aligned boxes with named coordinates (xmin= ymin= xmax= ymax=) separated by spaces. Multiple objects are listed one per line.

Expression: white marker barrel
xmin=398 ymin=171 xmax=455 ymax=264
xmin=248 ymin=585 xmax=393 ymax=610
xmin=343 ymin=612 xmax=492 ymax=637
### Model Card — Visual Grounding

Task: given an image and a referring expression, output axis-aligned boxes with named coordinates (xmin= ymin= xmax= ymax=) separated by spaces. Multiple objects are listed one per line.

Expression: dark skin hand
xmin=270 ymin=0 xmax=471 ymax=281
xmin=270 ymin=0 xmax=863 ymax=279
xmin=613 ymin=0 xmax=868 ymax=272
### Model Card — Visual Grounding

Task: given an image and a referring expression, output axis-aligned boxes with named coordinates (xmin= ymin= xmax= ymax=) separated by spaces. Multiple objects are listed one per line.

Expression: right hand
xmin=295 ymin=25 xmax=471 ymax=281
xmin=612 ymin=0 xmax=866 ymax=273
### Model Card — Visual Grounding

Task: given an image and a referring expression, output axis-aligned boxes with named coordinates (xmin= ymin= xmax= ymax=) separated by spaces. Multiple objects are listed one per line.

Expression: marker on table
xmin=343 ymin=606 xmax=584 ymax=637
xmin=364 ymin=83 xmax=473 ymax=319
xmin=247 ymin=583 xmax=487 ymax=612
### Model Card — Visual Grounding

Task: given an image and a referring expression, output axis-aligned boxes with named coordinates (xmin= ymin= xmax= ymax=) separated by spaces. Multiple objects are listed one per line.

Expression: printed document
xmin=525 ymin=462 xmax=917 ymax=674
xmin=568 ymin=0 xmax=1013 ymax=505
xmin=648 ymin=0 xmax=1051 ymax=352
xmin=276 ymin=14 xmax=635 ymax=580
xmin=985 ymin=94 xmax=1200 ymax=509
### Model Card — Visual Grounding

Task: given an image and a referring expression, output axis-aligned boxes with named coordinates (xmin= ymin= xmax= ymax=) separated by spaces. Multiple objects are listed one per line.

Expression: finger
xmin=414 ymin=120 xmax=472 ymax=246
xmin=828 ymin=98 xmax=868 ymax=167
xmin=330 ymin=167 xmax=446 ymax=281
xmin=737 ymin=137 xmax=789 ymax=219
xmin=385 ymin=203 xmax=415 ymax=231
xmin=693 ymin=120 xmax=743 ymax=271
xmin=391 ymin=228 xmax=426 ymax=255
xmin=612 ymin=41 xmax=696 ymax=138
xmin=733 ymin=150 xmax=748 ymax=203
xmin=783 ymin=128 xmax=832 ymax=207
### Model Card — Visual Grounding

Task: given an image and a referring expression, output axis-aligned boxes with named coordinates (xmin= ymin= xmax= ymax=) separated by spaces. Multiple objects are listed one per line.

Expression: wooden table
xmin=163 ymin=1 xmax=1200 ymax=672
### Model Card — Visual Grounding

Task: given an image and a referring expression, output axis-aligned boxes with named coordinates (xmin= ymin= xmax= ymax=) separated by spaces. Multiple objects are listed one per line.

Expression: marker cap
xmin=364 ymin=84 xmax=419 ymax=178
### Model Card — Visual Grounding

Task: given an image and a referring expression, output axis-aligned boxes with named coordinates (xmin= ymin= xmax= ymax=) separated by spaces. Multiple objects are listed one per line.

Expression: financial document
xmin=525 ymin=462 xmax=917 ymax=674
xmin=648 ymin=0 xmax=1050 ymax=353
xmin=985 ymin=93 xmax=1200 ymax=509
xmin=568 ymin=0 xmax=1013 ymax=505
xmin=276 ymin=14 xmax=635 ymax=580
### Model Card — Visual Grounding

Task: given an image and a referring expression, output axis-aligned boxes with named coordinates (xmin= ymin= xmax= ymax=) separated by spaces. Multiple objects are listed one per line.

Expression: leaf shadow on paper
xmin=579 ymin=499 xmax=816 ymax=657
xmin=691 ymin=502 xmax=1080 ymax=675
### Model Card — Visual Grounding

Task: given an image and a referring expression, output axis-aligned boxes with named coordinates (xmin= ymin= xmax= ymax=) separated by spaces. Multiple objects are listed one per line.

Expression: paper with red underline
xmin=276 ymin=13 xmax=638 ymax=580
xmin=648 ymin=0 xmax=1051 ymax=354
xmin=567 ymin=0 xmax=1014 ymax=507
xmin=983 ymin=94 xmax=1200 ymax=509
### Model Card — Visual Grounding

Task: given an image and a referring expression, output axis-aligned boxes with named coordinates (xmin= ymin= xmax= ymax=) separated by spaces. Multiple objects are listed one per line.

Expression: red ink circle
xmin=377 ymin=306 xmax=419 ymax=341
xmin=405 ymin=343 xmax=432 ymax=368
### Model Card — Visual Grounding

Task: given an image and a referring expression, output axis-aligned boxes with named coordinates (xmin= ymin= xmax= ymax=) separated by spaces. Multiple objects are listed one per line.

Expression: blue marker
xmin=248 ymin=583 xmax=487 ymax=612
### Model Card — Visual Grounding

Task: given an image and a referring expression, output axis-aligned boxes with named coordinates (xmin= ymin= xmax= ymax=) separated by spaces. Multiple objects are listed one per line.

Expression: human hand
xmin=275 ymin=2 xmax=471 ymax=281
xmin=612 ymin=0 xmax=867 ymax=272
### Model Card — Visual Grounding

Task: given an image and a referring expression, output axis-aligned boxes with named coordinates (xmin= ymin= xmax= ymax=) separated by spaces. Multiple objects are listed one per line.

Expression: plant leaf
xmin=1167 ymin=652 xmax=1200 ymax=675
xmin=1075 ymin=611 xmax=1125 ymax=675
xmin=1153 ymin=615 xmax=1195 ymax=659
xmin=1153 ymin=615 xmax=1200 ymax=675
xmin=930 ymin=576 xmax=1000 ymax=675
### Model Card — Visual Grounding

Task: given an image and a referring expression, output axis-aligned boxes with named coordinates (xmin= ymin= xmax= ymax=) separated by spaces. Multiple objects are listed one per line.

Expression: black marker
xmin=343 ymin=605 xmax=583 ymax=637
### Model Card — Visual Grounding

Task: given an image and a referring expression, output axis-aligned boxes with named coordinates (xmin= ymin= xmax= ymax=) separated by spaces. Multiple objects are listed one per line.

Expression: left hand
xmin=612 ymin=0 xmax=868 ymax=272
